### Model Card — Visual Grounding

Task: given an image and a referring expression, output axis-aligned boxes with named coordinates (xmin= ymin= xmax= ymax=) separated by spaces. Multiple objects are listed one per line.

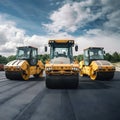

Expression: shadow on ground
xmin=7 ymin=76 xmax=45 ymax=82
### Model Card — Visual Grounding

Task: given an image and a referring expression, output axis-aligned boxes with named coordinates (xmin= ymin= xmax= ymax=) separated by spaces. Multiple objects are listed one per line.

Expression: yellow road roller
xmin=45 ymin=40 xmax=79 ymax=88
xmin=79 ymin=47 xmax=115 ymax=80
xmin=4 ymin=46 xmax=44 ymax=80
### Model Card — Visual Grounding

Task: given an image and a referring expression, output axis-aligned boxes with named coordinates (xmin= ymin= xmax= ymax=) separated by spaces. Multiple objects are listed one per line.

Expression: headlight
xmin=98 ymin=66 xmax=102 ymax=70
xmin=72 ymin=67 xmax=78 ymax=71
xmin=69 ymin=40 xmax=74 ymax=43
xmin=16 ymin=66 xmax=20 ymax=69
xmin=49 ymin=40 xmax=54 ymax=43
xmin=46 ymin=67 xmax=52 ymax=71
xmin=16 ymin=66 xmax=21 ymax=70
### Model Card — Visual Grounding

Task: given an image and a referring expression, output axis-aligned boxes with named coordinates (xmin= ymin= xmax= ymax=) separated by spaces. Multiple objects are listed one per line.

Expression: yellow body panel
xmin=4 ymin=60 xmax=44 ymax=80
xmin=46 ymin=39 xmax=79 ymax=76
xmin=79 ymin=60 xmax=115 ymax=80
xmin=45 ymin=39 xmax=79 ymax=88
xmin=45 ymin=63 xmax=79 ymax=75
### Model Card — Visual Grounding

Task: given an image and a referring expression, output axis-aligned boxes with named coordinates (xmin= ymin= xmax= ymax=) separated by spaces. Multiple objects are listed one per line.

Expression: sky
xmin=0 ymin=0 xmax=120 ymax=56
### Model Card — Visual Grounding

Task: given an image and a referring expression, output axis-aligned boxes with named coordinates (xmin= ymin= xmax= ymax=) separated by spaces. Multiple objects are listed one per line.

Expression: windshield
xmin=89 ymin=48 xmax=104 ymax=60
xmin=54 ymin=48 xmax=68 ymax=57
xmin=16 ymin=47 xmax=31 ymax=59
xmin=50 ymin=44 xmax=73 ymax=62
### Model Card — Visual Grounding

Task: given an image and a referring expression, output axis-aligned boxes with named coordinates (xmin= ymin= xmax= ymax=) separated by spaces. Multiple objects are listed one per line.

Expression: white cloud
xmin=24 ymin=35 xmax=49 ymax=54
xmin=44 ymin=0 xmax=120 ymax=35
xmin=0 ymin=0 xmax=120 ymax=57
xmin=104 ymin=10 xmax=120 ymax=31
xmin=0 ymin=14 xmax=74 ymax=56
xmin=77 ymin=29 xmax=120 ymax=54
xmin=0 ymin=13 xmax=120 ymax=58
xmin=43 ymin=0 xmax=103 ymax=33
xmin=42 ymin=0 xmax=120 ymax=54
xmin=86 ymin=29 xmax=102 ymax=35
xmin=0 ymin=14 xmax=26 ymax=56
xmin=44 ymin=3 xmax=77 ymax=32
xmin=99 ymin=0 xmax=120 ymax=33
xmin=0 ymin=14 xmax=49 ymax=56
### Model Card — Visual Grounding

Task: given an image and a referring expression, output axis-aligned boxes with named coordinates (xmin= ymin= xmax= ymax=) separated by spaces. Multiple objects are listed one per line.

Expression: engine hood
xmin=94 ymin=60 xmax=113 ymax=66
xmin=50 ymin=57 xmax=71 ymax=64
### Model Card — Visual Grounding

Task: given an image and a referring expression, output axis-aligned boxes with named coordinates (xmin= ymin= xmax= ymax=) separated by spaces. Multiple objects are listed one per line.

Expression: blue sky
xmin=0 ymin=0 xmax=68 ymax=35
xmin=0 ymin=0 xmax=120 ymax=56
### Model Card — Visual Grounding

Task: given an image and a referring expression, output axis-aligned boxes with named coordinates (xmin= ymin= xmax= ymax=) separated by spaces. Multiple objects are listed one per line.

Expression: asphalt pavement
xmin=0 ymin=71 xmax=120 ymax=120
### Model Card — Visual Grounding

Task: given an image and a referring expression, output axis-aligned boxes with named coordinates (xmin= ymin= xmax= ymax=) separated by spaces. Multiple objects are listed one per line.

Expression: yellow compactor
xmin=45 ymin=40 xmax=79 ymax=88
xmin=4 ymin=46 xmax=44 ymax=80
xmin=79 ymin=47 xmax=115 ymax=80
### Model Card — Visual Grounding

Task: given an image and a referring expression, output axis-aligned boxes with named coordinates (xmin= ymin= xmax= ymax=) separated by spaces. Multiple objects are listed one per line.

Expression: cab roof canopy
xmin=84 ymin=47 xmax=104 ymax=50
xmin=48 ymin=39 xmax=74 ymax=44
xmin=17 ymin=46 xmax=38 ymax=49
xmin=48 ymin=40 xmax=75 ymax=47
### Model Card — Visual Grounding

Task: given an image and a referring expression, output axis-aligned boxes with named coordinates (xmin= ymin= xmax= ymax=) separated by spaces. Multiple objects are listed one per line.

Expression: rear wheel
xmin=90 ymin=69 xmax=98 ymax=80
xmin=21 ymin=70 xmax=30 ymax=80
xmin=79 ymin=69 xmax=86 ymax=77
xmin=79 ymin=69 xmax=83 ymax=76
xmin=33 ymin=70 xmax=44 ymax=78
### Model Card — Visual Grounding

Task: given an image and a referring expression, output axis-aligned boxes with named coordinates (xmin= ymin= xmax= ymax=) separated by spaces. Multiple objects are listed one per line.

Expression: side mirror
xmin=75 ymin=45 xmax=78 ymax=51
xmin=103 ymin=51 xmax=105 ymax=54
xmin=45 ymin=46 xmax=47 ymax=52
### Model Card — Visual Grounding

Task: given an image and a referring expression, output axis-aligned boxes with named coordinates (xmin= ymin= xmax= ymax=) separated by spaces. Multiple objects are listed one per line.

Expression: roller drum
xmin=5 ymin=71 xmax=23 ymax=80
xmin=90 ymin=71 xmax=114 ymax=80
xmin=5 ymin=69 xmax=30 ymax=80
xmin=97 ymin=71 xmax=114 ymax=80
xmin=46 ymin=74 xmax=79 ymax=89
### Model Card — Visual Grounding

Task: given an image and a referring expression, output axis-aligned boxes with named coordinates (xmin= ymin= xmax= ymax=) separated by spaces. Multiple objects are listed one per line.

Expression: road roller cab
xmin=79 ymin=47 xmax=115 ymax=80
xmin=45 ymin=40 xmax=79 ymax=88
xmin=16 ymin=46 xmax=38 ymax=66
xmin=4 ymin=46 xmax=44 ymax=80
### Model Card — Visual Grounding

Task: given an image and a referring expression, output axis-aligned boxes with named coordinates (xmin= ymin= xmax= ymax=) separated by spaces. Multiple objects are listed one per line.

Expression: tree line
xmin=0 ymin=54 xmax=50 ymax=64
xmin=0 ymin=51 xmax=120 ymax=64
